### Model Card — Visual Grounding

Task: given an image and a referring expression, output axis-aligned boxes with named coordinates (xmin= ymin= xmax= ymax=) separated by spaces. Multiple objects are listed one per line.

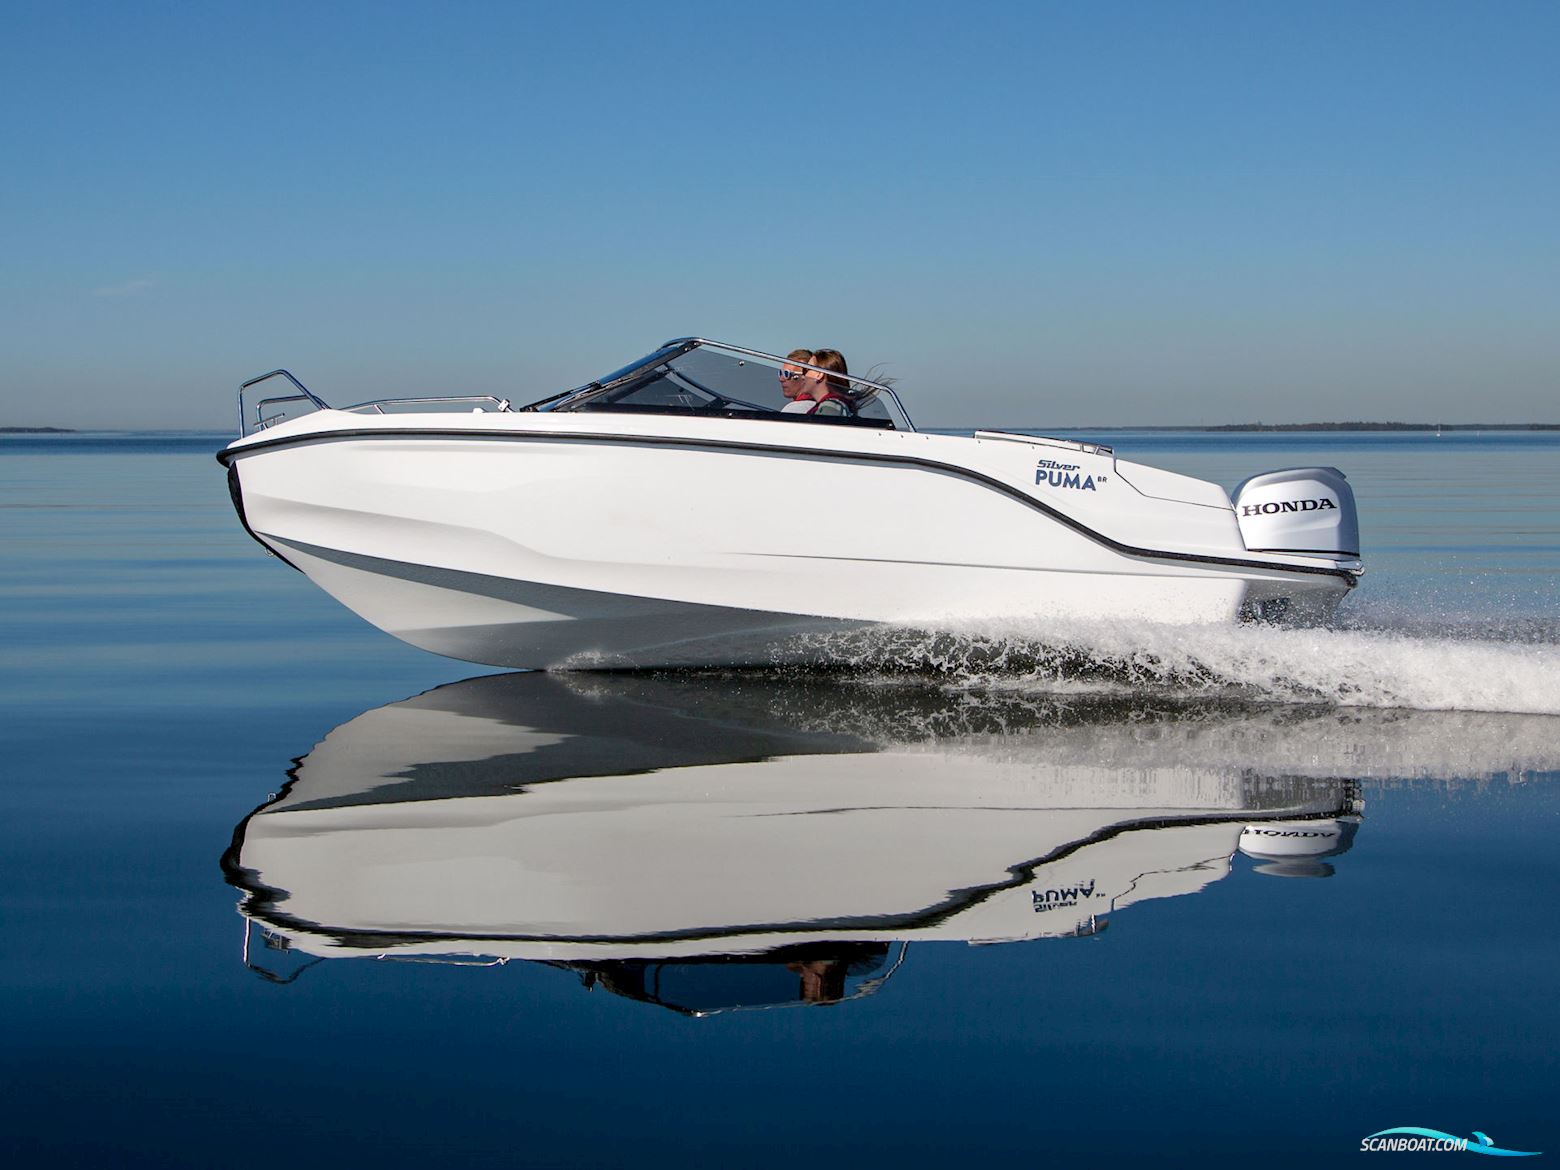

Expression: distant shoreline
xmin=1049 ymin=422 xmax=1560 ymax=433
xmin=0 ymin=426 xmax=77 ymax=434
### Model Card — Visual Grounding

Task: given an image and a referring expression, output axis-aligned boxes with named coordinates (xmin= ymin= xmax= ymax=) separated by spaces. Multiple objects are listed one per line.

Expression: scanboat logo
xmin=1361 ymin=1127 xmax=1540 ymax=1156
xmin=1241 ymin=497 xmax=1337 ymax=517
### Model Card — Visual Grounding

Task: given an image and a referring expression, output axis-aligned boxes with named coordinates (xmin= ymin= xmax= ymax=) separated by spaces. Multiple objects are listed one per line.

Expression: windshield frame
xmin=521 ymin=338 xmax=916 ymax=432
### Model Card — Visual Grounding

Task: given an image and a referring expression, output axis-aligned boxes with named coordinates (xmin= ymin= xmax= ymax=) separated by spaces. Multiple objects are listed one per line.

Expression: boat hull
xmin=222 ymin=415 xmax=1355 ymax=669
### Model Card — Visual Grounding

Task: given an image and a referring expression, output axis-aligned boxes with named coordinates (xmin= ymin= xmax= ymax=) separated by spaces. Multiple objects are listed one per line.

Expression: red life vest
xmin=806 ymin=393 xmax=854 ymax=415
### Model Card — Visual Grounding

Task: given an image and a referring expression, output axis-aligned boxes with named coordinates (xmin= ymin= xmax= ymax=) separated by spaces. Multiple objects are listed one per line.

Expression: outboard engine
xmin=1232 ymin=466 xmax=1360 ymax=558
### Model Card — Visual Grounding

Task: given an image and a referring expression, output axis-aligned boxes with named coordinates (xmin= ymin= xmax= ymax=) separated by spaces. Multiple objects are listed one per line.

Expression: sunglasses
xmin=779 ymin=368 xmax=816 ymax=381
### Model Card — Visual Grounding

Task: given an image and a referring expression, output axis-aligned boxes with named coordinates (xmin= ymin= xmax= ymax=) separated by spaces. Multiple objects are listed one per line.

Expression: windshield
xmin=534 ymin=340 xmax=913 ymax=431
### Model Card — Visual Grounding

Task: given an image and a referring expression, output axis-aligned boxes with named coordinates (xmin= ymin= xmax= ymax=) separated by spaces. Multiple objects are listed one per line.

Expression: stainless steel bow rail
xmin=342 ymin=395 xmax=513 ymax=417
xmin=237 ymin=369 xmax=513 ymax=437
xmin=238 ymin=369 xmax=330 ymax=437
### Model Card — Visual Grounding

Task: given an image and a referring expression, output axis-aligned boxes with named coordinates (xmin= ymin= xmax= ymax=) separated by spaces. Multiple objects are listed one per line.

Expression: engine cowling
xmin=1232 ymin=466 xmax=1359 ymax=557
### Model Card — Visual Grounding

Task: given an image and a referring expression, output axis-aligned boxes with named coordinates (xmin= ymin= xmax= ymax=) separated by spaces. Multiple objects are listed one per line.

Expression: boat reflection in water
xmin=222 ymin=673 xmax=1549 ymax=1013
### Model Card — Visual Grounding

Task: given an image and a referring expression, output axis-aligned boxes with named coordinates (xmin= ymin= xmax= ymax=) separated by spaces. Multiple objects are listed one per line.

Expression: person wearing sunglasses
xmin=779 ymin=348 xmax=817 ymax=412
xmin=779 ymin=347 xmax=856 ymax=416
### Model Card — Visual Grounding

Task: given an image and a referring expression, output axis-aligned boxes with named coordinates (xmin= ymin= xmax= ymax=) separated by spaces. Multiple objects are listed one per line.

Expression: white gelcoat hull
xmin=223 ymin=412 xmax=1356 ymax=668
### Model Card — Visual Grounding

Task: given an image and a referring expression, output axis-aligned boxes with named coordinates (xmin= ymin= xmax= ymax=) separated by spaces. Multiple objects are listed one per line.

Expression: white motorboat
xmin=218 ymin=338 xmax=1364 ymax=669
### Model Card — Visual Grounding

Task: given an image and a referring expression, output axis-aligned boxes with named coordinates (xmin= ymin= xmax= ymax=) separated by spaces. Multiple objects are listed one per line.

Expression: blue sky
xmin=3 ymin=0 xmax=1557 ymax=429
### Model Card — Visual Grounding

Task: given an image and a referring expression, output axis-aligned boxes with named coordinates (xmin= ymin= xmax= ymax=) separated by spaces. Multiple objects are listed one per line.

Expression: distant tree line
xmin=1204 ymin=422 xmax=1560 ymax=432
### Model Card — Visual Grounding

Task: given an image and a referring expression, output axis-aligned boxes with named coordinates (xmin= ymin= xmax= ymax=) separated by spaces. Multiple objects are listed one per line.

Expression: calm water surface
xmin=2 ymin=430 xmax=1557 ymax=1167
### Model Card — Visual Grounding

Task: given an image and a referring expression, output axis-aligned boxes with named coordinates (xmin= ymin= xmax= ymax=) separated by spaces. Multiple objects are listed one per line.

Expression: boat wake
xmin=781 ymin=613 xmax=1560 ymax=715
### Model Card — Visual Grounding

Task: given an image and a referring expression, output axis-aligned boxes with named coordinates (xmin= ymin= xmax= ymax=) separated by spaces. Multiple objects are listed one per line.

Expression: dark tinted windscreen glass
xmin=594 ymin=368 xmax=717 ymax=409
xmin=567 ymin=345 xmax=893 ymax=422
xmin=667 ymin=348 xmax=894 ymax=419
xmin=666 ymin=348 xmax=792 ymax=410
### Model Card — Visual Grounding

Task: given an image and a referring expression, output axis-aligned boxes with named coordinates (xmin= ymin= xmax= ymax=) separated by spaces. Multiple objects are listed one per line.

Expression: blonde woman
xmin=797 ymin=348 xmax=855 ymax=416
